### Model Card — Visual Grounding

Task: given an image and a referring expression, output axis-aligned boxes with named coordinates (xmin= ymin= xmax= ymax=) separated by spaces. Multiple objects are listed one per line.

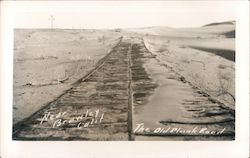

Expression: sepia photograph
xmin=1 ymin=0 xmax=250 ymax=157
xmin=11 ymin=1 xmax=237 ymax=141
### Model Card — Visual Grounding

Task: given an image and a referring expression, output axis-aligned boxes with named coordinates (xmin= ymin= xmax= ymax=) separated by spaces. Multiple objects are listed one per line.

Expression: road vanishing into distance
xmin=13 ymin=36 xmax=235 ymax=141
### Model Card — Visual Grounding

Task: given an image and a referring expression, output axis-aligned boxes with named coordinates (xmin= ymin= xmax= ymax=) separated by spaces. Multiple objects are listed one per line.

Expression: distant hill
xmin=125 ymin=21 xmax=235 ymax=38
xmin=201 ymin=21 xmax=235 ymax=38
xmin=202 ymin=21 xmax=235 ymax=27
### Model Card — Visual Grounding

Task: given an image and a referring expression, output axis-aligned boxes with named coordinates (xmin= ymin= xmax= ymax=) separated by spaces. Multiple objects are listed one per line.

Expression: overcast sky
xmin=11 ymin=1 xmax=238 ymax=29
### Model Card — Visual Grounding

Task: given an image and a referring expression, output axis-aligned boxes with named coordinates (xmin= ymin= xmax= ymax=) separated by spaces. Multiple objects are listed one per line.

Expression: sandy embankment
xmin=140 ymin=24 xmax=235 ymax=109
xmin=13 ymin=29 xmax=121 ymax=124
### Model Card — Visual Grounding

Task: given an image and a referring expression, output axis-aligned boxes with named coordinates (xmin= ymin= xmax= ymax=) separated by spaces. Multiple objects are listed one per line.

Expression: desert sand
xmin=14 ymin=29 xmax=122 ymax=124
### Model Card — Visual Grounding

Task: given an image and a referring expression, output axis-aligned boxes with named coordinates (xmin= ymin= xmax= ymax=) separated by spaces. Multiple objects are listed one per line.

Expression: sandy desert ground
xmin=13 ymin=21 xmax=235 ymax=140
xmin=141 ymin=23 xmax=235 ymax=109
xmin=14 ymin=29 xmax=122 ymax=124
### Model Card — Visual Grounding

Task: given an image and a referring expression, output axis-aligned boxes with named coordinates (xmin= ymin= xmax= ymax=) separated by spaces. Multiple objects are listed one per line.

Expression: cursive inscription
xmin=134 ymin=123 xmax=226 ymax=135
xmin=39 ymin=109 xmax=104 ymax=129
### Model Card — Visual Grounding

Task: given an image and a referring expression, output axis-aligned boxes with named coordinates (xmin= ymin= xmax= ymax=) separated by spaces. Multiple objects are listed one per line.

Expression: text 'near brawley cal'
xmin=38 ymin=109 xmax=105 ymax=129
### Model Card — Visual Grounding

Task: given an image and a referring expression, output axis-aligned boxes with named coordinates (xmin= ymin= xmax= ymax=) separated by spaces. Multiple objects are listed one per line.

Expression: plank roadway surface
xmin=13 ymin=37 xmax=235 ymax=141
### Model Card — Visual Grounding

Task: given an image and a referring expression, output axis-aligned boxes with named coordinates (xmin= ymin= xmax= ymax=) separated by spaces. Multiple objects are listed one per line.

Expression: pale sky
xmin=11 ymin=1 xmax=238 ymax=29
